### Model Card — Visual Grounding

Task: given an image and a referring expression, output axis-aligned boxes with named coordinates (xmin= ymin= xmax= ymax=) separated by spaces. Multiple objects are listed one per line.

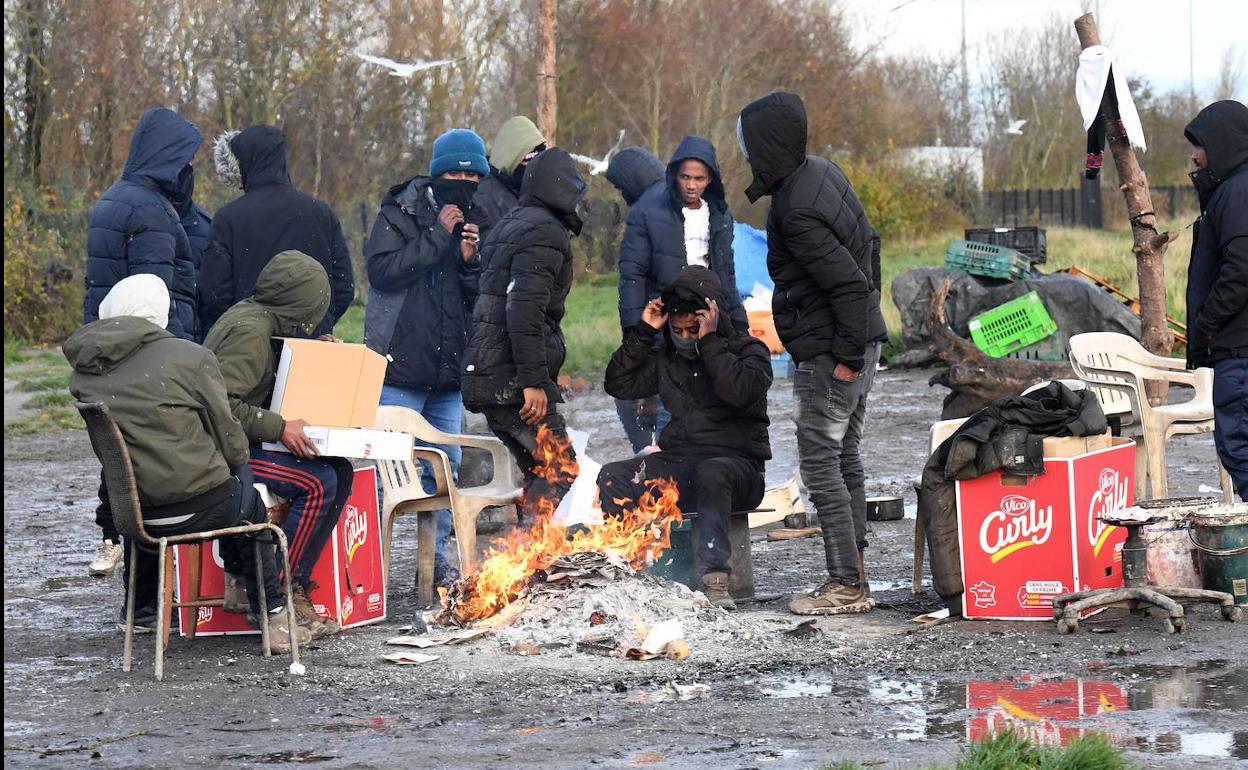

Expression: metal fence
xmin=981 ymin=183 xmax=1197 ymax=229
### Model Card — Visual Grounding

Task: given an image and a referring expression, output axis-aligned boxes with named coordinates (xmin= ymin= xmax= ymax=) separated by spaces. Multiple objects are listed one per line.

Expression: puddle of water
xmin=751 ymin=660 xmax=1248 ymax=759
xmin=222 ymin=750 xmax=335 ymax=764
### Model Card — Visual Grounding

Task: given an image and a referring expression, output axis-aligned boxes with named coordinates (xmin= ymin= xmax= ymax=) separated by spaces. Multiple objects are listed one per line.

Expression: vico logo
xmin=343 ymin=504 xmax=368 ymax=561
xmin=979 ymin=494 xmax=1054 ymax=564
xmin=1087 ymin=467 xmax=1128 ymax=556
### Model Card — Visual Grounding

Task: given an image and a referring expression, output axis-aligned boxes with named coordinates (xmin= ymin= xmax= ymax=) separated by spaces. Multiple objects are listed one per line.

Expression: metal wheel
xmin=1221 ymin=604 xmax=1243 ymax=623
xmin=1057 ymin=617 xmax=1079 ymax=635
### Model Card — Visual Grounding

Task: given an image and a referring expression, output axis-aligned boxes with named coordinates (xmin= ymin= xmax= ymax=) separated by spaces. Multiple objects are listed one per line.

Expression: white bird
xmin=1006 ymin=118 xmax=1027 ymax=135
xmin=570 ymin=130 xmax=626 ymax=176
xmin=354 ymin=52 xmax=464 ymax=78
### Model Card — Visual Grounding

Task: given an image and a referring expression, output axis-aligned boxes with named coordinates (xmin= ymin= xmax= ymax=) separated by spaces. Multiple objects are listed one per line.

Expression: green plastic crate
xmin=1004 ymin=333 xmax=1067 ymax=362
xmin=968 ymin=291 xmax=1057 ymax=358
xmin=945 ymin=239 xmax=1032 ymax=281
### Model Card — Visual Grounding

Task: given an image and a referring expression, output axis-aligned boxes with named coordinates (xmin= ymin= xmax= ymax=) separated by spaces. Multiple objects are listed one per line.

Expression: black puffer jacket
xmin=618 ymin=136 xmax=747 ymax=333
xmin=364 ymin=176 xmax=480 ymax=391
xmin=199 ymin=126 xmax=354 ymax=337
xmin=470 ymin=168 xmax=521 ymax=245
xmin=739 ymin=92 xmax=887 ymax=369
xmin=461 ymin=149 xmax=586 ymax=409
xmin=605 ymin=147 xmax=664 ymax=206
xmin=84 ymin=108 xmax=202 ymax=340
xmin=605 ymin=267 xmax=772 ymax=461
xmin=1184 ymin=99 xmax=1248 ymax=367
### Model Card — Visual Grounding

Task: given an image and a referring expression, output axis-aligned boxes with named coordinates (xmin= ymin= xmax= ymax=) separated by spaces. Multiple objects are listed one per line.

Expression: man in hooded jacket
xmin=65 ymin=275 xmax=307 ymax=651
xmin=203 ymin=251 xmax=354 ymax=639
xmin=597 ymin=267 xmax=771 ymax=609
xmin=738 ymin=92 xmax=888 ymax=615
xmin=462 ymin=148 xmax=588 ymax=524
xmin=199 ymin=125 xmax=354 ymax=338
xmin=471 ymin=116 xmax=547 ymax=243
xmin=169 ymin=164 xmax=212 ymax=280
xmin=83 ymin=107 xmax=202 ymax=577
xmin=1184 ymin=99 xmax=1248 ymax=499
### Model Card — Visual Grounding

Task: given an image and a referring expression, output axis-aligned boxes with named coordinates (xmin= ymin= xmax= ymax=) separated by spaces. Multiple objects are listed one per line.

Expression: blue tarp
xmin=733 ymin=221 xmax=771 ymax=297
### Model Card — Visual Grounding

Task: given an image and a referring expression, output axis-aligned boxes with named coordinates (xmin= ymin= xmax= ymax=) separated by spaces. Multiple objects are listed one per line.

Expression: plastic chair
xmin=76 ymin=402 xmax=301 ymax=680
xmin=372 ymin=406 xmax=522 ymax=605
xmin=912 ymin=418 xmax=967 ymax=593
xmin=1068 ymin=332 xmax=1231 ymax=501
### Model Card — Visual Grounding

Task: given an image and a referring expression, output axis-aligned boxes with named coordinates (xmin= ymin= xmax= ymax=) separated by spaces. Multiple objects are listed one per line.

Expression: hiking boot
xmin=788 ymin=580 xmax=873 ymax=616
xmin=89 ymin=539 xmax=123 ymax=576
xmin=858 ymin=551 xmax=877 ymax=610
xmin=248 ymin=606 xmax=313 ymax=654
xmin=223 ymin=572 xmax=249 ymax=614
xmin=701 ymin=572 xmax=736 ymax=610
xmin=293 ymin=583 xmax=341 ymax=638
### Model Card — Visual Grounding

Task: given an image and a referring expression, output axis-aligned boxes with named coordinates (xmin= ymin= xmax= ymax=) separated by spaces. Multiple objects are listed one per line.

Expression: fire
xmin=438 ymin=426 xmax=682 ymax=626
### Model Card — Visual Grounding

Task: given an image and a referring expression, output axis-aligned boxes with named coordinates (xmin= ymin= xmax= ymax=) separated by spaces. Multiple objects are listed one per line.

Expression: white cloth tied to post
xmin=1076 ymin=44 xmax=1147 ymax=151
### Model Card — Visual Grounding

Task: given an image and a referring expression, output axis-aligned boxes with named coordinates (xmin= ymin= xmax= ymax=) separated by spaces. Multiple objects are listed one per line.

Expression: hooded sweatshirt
xmin=738 ymin=92 xmax=887 ymax=369
xmin=199 ymin=125 xmax=354 ymax=338
xmin=617 ymin=136 xmax=747 ymax=333
xmin=65 ymin=312 xmax=248 ymax=509
xmin=606 ymin=147 xmax=665 ymax=206
xmin=1183 ymin=99 xmax=1248 ymax=367
xmin=472 ymin=117 xmax=548 ymax=242
xmin=84 ymin=108 xmax=202 ymax=340
xmin=202 ymin=251 xmax=332 ymax=443
xmin=605 ymin=266 xmax=772 ymax=461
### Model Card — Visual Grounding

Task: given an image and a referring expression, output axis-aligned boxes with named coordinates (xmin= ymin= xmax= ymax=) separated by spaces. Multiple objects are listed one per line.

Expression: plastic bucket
xmin=1135 ymin=498 xmax=1217 ymax=589
xmin=1190 ymin=505 xmax=1248 ymax=605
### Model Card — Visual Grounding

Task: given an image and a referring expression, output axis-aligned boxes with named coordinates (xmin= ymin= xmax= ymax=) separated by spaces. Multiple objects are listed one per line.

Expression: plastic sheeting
xmin=733 ymin=221 xmax=771 ymax=298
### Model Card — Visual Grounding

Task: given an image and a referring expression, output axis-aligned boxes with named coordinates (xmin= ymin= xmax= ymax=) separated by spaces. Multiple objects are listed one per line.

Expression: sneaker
xmin=89 ymin=540 xmax=123 ymax=576
xmin=700 ymin=572 xmax=736 ymax=610
xmin=788 ymin=580 xmax=874 ymax=616
xmin=116 ymin=604 xmax=158 ymax=634
xmin=293 ymin=583 xmax=341 ymax=638
xmin=222 ymin=573 xmax=249 ymax=614
xmin=248 ymin=606 xmax=313 ymax=654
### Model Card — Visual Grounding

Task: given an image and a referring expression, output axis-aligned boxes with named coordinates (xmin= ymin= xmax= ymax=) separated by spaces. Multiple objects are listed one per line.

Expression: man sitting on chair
xmin=64 ymin=275 xmax=308 ymax=652
xmin=596 ymin=267 xmax=772 ymax=609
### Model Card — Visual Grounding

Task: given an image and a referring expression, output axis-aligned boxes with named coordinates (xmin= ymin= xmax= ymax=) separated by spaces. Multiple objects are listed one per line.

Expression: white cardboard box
xmin=263 ymin=426 xmax=413 ymax=461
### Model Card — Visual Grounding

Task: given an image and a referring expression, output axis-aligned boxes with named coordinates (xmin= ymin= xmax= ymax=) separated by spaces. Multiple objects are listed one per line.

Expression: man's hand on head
xmin=641 ymin=298 xmax=668 ymax=330
xmin=694 ymin=298 xmax=719 ymax=339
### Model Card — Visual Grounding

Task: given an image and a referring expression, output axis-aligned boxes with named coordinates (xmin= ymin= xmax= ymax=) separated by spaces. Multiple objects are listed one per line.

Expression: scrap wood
xmin=767 ymin=526 xmax=821 ymax=541
xmin=1061 ymin=265 xmax=1187 ymax=343
xmin=382 ymin=651 xmax=440 ymax=665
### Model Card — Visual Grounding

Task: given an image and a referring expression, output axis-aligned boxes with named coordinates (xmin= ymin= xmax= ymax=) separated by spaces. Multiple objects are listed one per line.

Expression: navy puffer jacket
xmin=84 ymin=108 xmax=202 ymax=340
xmin=617 ymin=136 xmax=747 ymax=333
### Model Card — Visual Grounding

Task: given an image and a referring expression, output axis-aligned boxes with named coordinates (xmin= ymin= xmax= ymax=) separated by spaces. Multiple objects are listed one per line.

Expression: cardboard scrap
xmin=382 ymin=651 xmax=440 ymax=665
xmin=767 ymin=527 xmax=821 ymax=541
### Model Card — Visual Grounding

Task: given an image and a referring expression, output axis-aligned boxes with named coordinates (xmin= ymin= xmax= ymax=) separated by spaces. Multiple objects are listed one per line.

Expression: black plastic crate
xmin=965 ymin=226 xmax=1047 ymax=264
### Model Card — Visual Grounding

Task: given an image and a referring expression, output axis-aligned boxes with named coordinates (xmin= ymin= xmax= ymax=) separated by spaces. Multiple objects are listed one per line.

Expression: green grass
xmin=4 ymin=405 xmax=81 ymax=435
xmin=16 ymin=373 xmax=70 ymax=392
xmin=823 ymin=732 xmax=1131 ymax=770
xmin=4 ymin=343 xmax=78 ymax=435
xmin=23 ymin=391 xmax=74 ymax=409
xmin=334 ymin=303 xmax=365 ymax=344
xmin=563 ymin=273 xmax=622 ymax=378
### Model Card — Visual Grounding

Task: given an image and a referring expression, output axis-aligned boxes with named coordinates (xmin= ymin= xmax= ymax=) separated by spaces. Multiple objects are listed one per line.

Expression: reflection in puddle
xmin=751 ymin=660 xmax=1248 ymax=759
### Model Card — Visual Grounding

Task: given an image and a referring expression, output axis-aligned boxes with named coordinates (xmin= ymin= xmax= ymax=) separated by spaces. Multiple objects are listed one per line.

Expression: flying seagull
xmin=1006 ymin=118 xmax=1027 ymax=135
xmin=569 ymin=130 xmax=627 ymax=176
xmin=354 ymin=52 xmax=464 ymax=78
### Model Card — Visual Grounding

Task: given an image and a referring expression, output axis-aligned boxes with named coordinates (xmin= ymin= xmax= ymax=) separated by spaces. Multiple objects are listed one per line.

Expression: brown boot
xmin=858 ymin=551 xmax=876 ymax=609
xmin=788 ymin=580 xmax=872 ymax=615
xmin=701 ymin=572 xmax=736 ymax=610
xmin=292 ymin=583 xmax=341 ymax=638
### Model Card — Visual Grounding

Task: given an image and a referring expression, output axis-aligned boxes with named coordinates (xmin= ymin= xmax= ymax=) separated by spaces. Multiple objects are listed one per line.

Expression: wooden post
xmin=1074 ymin=12 xmax=1176 ymax=357
xmin=537 ymin=0 xmax=558 ymax=144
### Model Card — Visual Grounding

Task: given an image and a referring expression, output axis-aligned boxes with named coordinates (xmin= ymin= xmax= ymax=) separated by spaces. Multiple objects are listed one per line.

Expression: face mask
xmin=512 ymin=163 xmax=527 ymax=190
xmin=670 ymin=332 xmax=699 ymax=360
xmin=1189 ymin=167 xmax=1218 ymax=209
xmin=431 ymin=177 xmax=479 ymax=212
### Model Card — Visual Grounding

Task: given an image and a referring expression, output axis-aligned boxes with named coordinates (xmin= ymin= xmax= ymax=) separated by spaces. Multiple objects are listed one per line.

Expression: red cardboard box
xmin=967 ymin=676 xmax=1128 ymax=747
xmin=956 ymin=435 xmax=1133 ymax=620
xmin=175 ymin=467 xmax=385 ymax=635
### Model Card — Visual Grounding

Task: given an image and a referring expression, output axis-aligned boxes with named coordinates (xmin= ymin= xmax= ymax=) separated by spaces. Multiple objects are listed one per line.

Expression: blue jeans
xmin=380 ymin=385 xmax=463 ymax=575
xmin=613 ymin=397 xmax=672 ymax=454
xmin=1213 ymin=359 xmax=1248 ymax=501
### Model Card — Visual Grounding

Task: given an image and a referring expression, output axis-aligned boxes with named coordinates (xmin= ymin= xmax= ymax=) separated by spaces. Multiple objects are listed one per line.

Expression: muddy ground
xmin=4 ymin=368 xmax=1245 ymax=769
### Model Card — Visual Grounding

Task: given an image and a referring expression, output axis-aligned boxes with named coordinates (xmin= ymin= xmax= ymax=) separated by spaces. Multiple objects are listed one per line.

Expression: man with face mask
xmin=471 ymin=116 xmax=546 ymax=245
xmin=203 ymin=251 xmax=355 ymax=640
xmin=364 ymin=128 xmax=487 ymax=590
xmin=595 ymin=267 xmax=772 ymax=609
xmin=1184 ymin=99 xmax=1248 ymax=500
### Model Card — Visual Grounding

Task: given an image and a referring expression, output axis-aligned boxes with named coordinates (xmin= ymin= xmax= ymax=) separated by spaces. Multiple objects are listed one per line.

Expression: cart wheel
xmin=1057 ymin=617 xmax=1078 ymax=635
xmin=1164 ymin=616 xmax=1186 ymax=634
xmin=1221 ymin=604 xmax=1243 ymax=623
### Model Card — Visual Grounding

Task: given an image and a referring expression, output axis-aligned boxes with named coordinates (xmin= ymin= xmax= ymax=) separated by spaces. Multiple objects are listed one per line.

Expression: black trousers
xmin=597 ymin=452 xmax=765 ymax=577
xmin=481 ymin=406 xmax=578 ymax=524
xmin=123 ymin=466 xmax=282 ymax=615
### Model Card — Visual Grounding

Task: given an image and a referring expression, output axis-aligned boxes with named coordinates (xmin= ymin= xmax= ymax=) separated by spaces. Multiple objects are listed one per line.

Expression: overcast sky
xmin=838 ymin=0 xmax=1246 ymax=99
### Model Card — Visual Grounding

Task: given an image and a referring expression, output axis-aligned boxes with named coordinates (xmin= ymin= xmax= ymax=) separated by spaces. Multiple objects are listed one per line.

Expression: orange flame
xmin=439 ymin=426 xmax=681 ymax=626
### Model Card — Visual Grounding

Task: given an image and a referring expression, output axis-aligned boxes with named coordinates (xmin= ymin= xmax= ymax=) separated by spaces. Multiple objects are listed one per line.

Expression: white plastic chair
xmin=372 ymin=406 xmax=522 ymax=605
xmin=1069 ymin=332 xmax=1231 ymax=502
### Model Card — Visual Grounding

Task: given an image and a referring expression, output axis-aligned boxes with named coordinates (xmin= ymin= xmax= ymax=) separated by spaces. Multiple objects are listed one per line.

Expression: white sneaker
xmin=89 ymin=540 xmax=123 ymax=576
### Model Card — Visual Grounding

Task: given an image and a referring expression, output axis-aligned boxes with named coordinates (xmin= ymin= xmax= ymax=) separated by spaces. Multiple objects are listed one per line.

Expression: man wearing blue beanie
xmin=364 ymin=127 xmax=489 ymax=596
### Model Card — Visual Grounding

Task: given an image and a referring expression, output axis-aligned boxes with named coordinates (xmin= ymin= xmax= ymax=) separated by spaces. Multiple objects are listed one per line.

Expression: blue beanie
xmin=430 ymin=128 xmax=489 ymax=177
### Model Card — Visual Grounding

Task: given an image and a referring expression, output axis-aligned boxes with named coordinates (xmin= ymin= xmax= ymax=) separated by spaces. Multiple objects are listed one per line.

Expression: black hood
xmin=665 ymin=135 xmax=726 ymax=211
xmin=121 ymin=108 xmax=202 ymax=196
xmin=1185 ymin=99 xmax=1248 ymax=183
xmin=738 ymin=92 xmax=807 ymax=202
xmin=606 ymin=147 xmax=664 ymax=206
xmin=519 ymin=148 xmax=587 ymax=234
xmin=169 ymin=163 xmax=195 ymax=218
xmin=230 ymin=125 xmax=291 ymax=191
xmin=659 ymin=266 xmax=734 ymax=338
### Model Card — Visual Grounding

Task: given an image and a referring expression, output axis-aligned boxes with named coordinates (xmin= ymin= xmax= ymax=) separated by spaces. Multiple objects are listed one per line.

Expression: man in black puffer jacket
xmin=618 ymin=136 xmax=747 ymax=334
xmin=199 ymin=125 xmax=354 ymax=338
xmin=738 ymin=92 xmax=888 ymax=616
xmin=1184 ymin=99 xmax=1248 ymax=500
xmin=84 ymin=107 xmax=202 ymax=342
xmin=462 ymin=148 xmax=587 ymax=523
xmin=598 ymin=267 xmax=771 ymax=610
